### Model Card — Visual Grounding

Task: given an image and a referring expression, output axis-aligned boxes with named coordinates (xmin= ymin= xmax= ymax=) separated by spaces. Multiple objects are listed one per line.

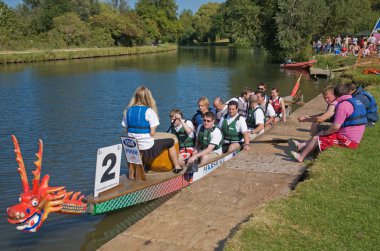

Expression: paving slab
xmin=99 ymin=94 xmax=327 ymax=251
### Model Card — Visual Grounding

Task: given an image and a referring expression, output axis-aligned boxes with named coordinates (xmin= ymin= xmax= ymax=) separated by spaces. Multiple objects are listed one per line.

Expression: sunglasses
xmin=258 ymin=88 xmax=264 ymax=91
xmin=203 ymin=119 xmax=213 ymax=123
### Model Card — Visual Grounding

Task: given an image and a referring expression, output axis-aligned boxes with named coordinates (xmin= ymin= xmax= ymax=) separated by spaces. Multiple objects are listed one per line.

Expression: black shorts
xmin=141 ymin=138 xmax=174 ymax=163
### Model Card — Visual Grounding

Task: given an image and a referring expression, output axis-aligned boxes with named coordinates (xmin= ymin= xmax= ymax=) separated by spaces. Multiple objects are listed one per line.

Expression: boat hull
xmin=280 ymin=60 xmax=317 ymax=69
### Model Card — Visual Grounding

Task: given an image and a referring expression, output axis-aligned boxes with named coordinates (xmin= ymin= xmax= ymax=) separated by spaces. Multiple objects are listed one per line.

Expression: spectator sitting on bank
xmin=289 ymin=84 xmax=367 ymax=163
xmin=341 ymin=44 xmax=348 ymax=56
xmin=362 ymin=45 xmax=370 ymax=57
xmin=297 ymin=87 xmax=337 ymax=136
xmin=347 ymin=82 xmax=379 ymax=126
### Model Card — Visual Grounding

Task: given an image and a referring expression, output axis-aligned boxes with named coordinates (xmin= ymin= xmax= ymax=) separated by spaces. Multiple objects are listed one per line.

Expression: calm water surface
xmin=0 ymin=47 xmax=326 ymax=250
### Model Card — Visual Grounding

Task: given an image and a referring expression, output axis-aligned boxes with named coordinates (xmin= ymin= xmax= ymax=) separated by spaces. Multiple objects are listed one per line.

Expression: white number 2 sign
xmin=94 ymin=144 xmax=122 ymax=197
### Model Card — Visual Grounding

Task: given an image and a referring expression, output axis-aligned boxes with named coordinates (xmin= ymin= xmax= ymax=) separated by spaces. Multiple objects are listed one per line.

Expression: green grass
xmin=225 ymin=77 xmax=380 ymax=250
xmin=314 ymin=54 xmax=357 ymax=69
xmin=0 ymin=44 xmax=177 ymax=64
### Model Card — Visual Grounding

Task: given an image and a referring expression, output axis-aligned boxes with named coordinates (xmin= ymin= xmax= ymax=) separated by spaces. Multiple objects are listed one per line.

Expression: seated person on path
xmin=269 ymin=88 xmax=287 ymax=123
xmin=228 ymin=87 xmax=253 ymax=118
xmin=187 ymin=112 xmax=223 ymax=165
xmin=289 ymin=84 xmax=367 ymax=163
xmin=246 ymin=94 xmax=265 ymax=140
xmin=192 ymin=96 xmax=216 ymax=128
xmin=256 ymin=90 xmax=275 ymax=130
xmin=347 ymin=82 xmax=379 ymax=126
xmin=213 ymin=96 xmax=228 ymax=124
xmin=297 ymin=86 xmax=337 ymax=136
xmin=218 ymin=101 xmax=250 ymax=153
xmin=169 ymin=109 xmax=195 ymax=166
xmin=121 ymin=86 xmax=182 ymax=173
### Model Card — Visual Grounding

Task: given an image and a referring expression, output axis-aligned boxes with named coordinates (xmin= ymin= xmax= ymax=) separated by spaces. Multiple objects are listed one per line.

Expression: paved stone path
xmin=99 ymin=94 xmax=326 ymax=251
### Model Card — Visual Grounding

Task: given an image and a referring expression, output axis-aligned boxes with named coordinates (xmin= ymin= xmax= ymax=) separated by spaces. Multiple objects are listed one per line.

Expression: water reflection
xmin=0 ymin=47 xmax=327 ymax=251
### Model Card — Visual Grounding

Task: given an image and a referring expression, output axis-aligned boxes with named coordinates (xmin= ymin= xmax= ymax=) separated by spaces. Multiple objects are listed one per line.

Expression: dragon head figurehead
xmin=7 ymin=135 xmax=86 ymax=232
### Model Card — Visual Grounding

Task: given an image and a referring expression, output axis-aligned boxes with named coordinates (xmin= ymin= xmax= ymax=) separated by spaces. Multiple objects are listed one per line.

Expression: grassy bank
xmin=226 ymin=62 xmax=380 ymax=250
xmin=0 ymin=44 xmax=177 ymax=64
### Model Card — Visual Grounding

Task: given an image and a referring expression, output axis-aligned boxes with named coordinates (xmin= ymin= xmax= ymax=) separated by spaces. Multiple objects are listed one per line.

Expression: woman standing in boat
xmin=122 ymin=86 xmax=183 ymax=173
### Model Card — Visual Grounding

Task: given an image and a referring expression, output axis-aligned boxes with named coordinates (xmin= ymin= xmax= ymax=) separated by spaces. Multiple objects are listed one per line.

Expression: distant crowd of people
xmin=122 ymin=83 xmax=288 ymax=173
xmin=313 ymin=34 xmax=380 ymax=57
xmin=289 ymin=82 xmax=378 ymax=162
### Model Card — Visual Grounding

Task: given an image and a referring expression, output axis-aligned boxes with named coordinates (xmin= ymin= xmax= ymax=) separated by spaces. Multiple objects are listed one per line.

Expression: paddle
xmin=290 ymin=73 xmax=302 ymax=97
xmin=249 ymin=138 xmax=289 ymax=144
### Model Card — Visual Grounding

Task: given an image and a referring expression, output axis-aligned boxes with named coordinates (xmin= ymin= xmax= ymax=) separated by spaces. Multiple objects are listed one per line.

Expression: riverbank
xmin=0 ymin=44 xmax=177 ymax=64
xmin=98 ymin=95 xmax=328 ymax=250
xmin=225 ymin=60 xmax=380 ymax=250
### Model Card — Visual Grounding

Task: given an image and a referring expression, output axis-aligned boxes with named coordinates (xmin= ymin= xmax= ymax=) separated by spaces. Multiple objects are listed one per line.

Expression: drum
xmin=146 ymin=132 xmax=179 ymax=172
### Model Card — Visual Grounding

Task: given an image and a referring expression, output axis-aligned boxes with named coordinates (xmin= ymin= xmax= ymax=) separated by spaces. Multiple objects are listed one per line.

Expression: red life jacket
xmin=271 ymin=97 xmax=282 ymax=115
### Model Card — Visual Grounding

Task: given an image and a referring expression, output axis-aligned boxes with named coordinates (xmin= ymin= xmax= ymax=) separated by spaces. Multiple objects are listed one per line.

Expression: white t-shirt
xmin=173 ymin=120 xmax=195 ymax=139
xmin=248 ymin=105 xmax=265 ymax=134
xmin=260 ymin=102 xmax=276 ymax=118
xmin=122 ymin=107 xmax=160 ymax=150
xmin=196 ymin=125 xmax=223 ymax=155
xmin=218 ymin=114 xmax=248 ymax=143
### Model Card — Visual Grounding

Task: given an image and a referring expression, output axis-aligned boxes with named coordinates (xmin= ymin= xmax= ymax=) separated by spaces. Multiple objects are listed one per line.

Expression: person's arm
xmin=266 ymin=116 xmax=274 ymax=125
xmin=243 ymin=131 xmax=250 ymax=150
xmin=175 ymin=114 xmax=194 ymax=135
xmin=187 ymin=144 xmax=215 ymax=164
xmin=320 ymin=123 xmax=340 ymax=136
xmin=149 ymin=126 xmax=157 ymax=137
xmin=315 ymin=105 xmax=335 ymax=123
xmin=252 ymin=123 xmax=264 ymax=134
xmin=297 ymin=113 xmax=323 ymax=122
xmin=281 ymin=98 xmax=287 ymax=122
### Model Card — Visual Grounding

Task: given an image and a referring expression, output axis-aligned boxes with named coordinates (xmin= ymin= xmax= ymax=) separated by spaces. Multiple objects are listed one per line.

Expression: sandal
xmin=173 ymin=167 xmax=183 ymax=174
xmin=288 ymin=139 xmax=301 ymax=152
xmin=288 ymin=150 xmax=303 ymax=163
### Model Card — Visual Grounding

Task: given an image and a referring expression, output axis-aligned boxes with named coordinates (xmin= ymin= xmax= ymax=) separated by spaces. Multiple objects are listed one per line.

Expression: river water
xmin=0 ymin=47 xmax=326 ymax=250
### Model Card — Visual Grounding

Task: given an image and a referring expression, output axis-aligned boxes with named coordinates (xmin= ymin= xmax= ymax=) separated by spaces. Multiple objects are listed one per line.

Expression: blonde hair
xmin=123 ymin=86 xmax=158 ymax=117
xmin=198 ymin=96 xmax=210 ymax=107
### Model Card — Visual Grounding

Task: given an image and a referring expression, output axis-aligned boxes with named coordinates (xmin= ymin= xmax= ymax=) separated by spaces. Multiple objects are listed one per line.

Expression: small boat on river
xmin=6 ymin=78 xmax=301 ymax=232
xmin=280 ymin=60 xmax=317 ymax=69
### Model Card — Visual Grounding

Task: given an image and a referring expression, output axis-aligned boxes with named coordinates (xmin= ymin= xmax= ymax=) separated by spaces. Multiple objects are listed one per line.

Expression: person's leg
xmin=199 ymin=152 xmax=218 ymax=165
xmin=168 ymin=146 xmax=181 ymax=168
xmin=293 ymin=135 xmax=319 ymax=162
xmin=310 ymin=122 xmax=319 ymax=136
xmin=228 ymin=142 xmax=241 ymax=152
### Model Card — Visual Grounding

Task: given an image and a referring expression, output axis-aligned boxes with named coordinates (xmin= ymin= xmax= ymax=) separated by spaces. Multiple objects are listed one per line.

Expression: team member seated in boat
xmin=228 ymin=87 xmax=253 ymax=118
xmin=297 ymin=87 xmax=337 ymax=136
xmin=187 ymin=112 xmax=223 ymax=165
xmin=122 ymin=86 xmax=183 ymax=173
xmin=269 ymin=88 xmax=287 ymax=123
xmin=257 ymin=82 xmax=270 ymax=101
xmin=256 ymin=91 xmax=275 ymax=130
xmin=347 ymin=82 xmax=379 ymax=126
xmin=246 ymin=94 xmax=265 ymax=140
xmin=219 ymin=101 xmax=250 ymax=153
xmin=289 ymin=84 xmax=367 ymax=163
xmin=192 ymin=96 xmax=216 ymax=128
xmin=213 ymin=97 xmax=228 ymax=124
xmin=169 ymin=109 xmax=195 ymax=166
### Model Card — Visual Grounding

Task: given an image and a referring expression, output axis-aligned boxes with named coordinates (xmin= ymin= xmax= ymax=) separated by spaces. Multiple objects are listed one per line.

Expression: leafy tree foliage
xmin=0 ymin=2 xmax=22 ymax=48
xmin=178 ymin=9 xmax=195 ymax=45
xmin=135 ymin=0 xmax=180 ymax=43
xmin=221 ymin=0 xmax=261 ymax=47
xmin=192 ymin=2 xmax=221 ymax=43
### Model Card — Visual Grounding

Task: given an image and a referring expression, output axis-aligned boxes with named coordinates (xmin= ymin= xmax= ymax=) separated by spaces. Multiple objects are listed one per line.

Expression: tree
xmin=135 ymin=0 xmax=180 ymax=43
xmin=178 ymin=9 xmax=195 ymax=44
xmin=0 ymin=2 xmax=23 ymax=48
xmin=192 ymin=2 xmax=221 ymax=43
xmin=221 ymin=0 xmax=261 ymax=47
xmin=49 ymin=12 xmax=91 ymax=46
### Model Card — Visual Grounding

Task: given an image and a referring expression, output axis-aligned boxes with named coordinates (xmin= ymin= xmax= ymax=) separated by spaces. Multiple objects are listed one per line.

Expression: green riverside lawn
xmin=226 ymin=59 xmax=380 ymax=250
xmin=0 ymin=44 xmax=176 ymax=64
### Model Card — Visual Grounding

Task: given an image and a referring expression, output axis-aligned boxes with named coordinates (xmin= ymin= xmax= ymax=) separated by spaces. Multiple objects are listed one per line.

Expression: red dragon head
xmin=7 ymin=135 xmax=86 ymax=232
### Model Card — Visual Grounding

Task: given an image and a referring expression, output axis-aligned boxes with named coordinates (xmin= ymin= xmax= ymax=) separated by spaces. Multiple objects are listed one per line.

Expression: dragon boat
xmin=6 ymin=77 xmax=301 ymax=232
